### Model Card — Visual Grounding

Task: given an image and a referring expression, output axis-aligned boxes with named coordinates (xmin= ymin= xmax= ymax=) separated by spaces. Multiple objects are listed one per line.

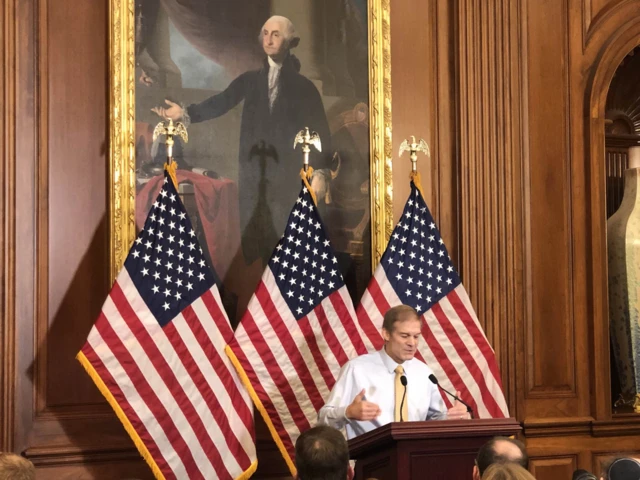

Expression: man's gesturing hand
xmin=446 ymin=390 xmax=471 ymax=420
xmin=151 ymin=99 xmax=184 ymax=121
xmin=345 ymin=389 xmax=381 ymax=421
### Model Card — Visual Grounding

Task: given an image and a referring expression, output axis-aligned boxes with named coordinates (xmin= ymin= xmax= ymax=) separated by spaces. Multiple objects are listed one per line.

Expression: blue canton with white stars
xmin=124 ymin=172 xmax=216 ymax=326
xmin=381 ymin=182 xmax=461 ymax=314
xmin=269 ymin=183 xmax=344 ymax=320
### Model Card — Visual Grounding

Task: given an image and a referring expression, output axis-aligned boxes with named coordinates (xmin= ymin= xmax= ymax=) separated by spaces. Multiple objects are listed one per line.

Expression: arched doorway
xmin=603 ymin=46 xmax=640 ymax=411
xmin=586 ymin=20 xmax=640 ymax=416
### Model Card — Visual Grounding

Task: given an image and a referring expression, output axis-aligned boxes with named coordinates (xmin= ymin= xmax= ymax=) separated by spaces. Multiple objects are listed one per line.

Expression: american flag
xmin=226 ymin=181 xmax=373 ymax=474
xmin=77 ymin=171 xmax=256 ymax=480
xmin=356 ymin=180 xmax=509 ymax=418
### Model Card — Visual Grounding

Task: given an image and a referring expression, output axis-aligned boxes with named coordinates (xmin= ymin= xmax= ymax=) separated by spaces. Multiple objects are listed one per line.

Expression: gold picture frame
xmin=108 ymin=0 xmax=393 ymax=286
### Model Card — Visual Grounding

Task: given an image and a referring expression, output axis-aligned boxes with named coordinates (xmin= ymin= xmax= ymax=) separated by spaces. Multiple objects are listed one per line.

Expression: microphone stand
xmin=439 ymin=384 xmax=473 ymax=419
xmin=429 ymin=374 xmax=474 ymax=419
xmin=399 ymin=375 xmax=408 ymax=422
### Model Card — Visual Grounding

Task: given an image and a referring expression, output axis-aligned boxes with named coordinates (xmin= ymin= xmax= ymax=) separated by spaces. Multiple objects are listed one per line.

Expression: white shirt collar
xmin=379 ymin=348 xmax=404 ymax=374
xmin=267 ymin=56 xmax=282 ymax=70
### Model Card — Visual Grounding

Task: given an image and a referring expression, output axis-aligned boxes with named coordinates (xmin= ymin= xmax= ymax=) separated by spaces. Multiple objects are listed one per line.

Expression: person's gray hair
xmin=259 ymin=15 xmax=299 ymax=45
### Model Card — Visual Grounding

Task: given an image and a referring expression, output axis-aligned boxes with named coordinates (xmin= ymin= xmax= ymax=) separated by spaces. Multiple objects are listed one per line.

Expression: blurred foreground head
xmin=0 ymin=453 xmax=36 ymax=480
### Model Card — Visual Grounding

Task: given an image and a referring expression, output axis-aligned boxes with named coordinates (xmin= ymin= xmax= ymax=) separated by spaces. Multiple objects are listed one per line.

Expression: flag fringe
xmin=300 ymin=167 xmax=317 ymax=206
xmin=164 ymin=159 xmax=179 ymax=189
xmin=225 ymin=345 xmax=297 ymax=477
xmin=410 ymin=171 xmax=427 ymax=200
xmin=76 ymin=351 xmax=166 ymax=480
xmin=235 ymin=460 xmax=258 ymax=480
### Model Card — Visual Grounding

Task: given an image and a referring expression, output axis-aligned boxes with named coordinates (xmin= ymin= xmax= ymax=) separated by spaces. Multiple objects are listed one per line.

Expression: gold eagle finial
xmin=293 ymin=127 xmax=322 ymax=171
xmin=399 ymin=136 xmax=430 ymax=172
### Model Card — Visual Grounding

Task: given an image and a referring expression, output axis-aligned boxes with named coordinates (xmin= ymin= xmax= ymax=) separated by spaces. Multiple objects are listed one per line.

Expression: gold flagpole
xmin=152 ymin=118 xmax=189 ymax=188
xmin=293 ymin=126 xmax=322 ymax=173
xmin=398 ymin=135 xmax=430 ymax=173
xmin=399 ymin=135 xmax=430 ymax=198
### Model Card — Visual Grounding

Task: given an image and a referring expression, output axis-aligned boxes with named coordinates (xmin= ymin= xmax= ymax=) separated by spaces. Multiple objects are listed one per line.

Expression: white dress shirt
xmin=318 ymin=349 xmax=446 ymax=439
xmin=267 ymin=56 xmax=282 ymax=110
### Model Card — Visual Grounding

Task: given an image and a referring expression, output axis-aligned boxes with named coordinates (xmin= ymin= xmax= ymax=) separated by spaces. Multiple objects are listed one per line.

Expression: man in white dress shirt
xmin=318 ymin=305 xmax=469 ymax=439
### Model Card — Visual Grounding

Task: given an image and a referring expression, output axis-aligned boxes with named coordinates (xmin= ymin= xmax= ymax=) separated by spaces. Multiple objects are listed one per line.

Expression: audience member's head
xmin=601 ymin=457 xmax=640 ymax=480
xmin=572 ymin=469 xmax=597 ymax=480
xmin=295 ymin=425 xmax=349 ymax=480
xmin=0 ymin=453 xmax=36 ymax=480
xmin=481 ymin=463 xmax=536 ymax=480
xmin=473 ymin=437 xmax=529 ymax=480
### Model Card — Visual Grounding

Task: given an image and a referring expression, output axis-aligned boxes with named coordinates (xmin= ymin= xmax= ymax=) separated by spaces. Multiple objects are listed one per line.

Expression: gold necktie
xmin=394 ymin=365 xmax=409 ymax=422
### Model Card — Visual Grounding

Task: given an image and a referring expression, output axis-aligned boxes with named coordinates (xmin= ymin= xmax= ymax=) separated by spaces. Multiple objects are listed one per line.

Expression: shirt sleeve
xmin=317 ymin=362 xmax=357 ymax=430
xmin=186 ymin=71 xmax=250 ymax=124
xmin=425 ymin=379 xmax=448 ymax=420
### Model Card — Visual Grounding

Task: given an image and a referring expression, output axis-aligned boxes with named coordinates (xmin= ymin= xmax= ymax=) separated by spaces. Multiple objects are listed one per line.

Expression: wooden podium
xmin=348 ymin=418 xmax=522 ymax=479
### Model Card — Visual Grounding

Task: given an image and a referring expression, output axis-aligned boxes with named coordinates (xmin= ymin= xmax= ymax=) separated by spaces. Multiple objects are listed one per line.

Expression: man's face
xmin=262 ymin=19 xmax=287 ymax=60
xmin=382 ymin=316 xmax=422 ymax=363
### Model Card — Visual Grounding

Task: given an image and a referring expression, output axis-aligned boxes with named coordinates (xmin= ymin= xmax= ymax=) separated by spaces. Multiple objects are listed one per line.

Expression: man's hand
xmin=345 ymin=389 xmax=381 ymax=421
xmin=446 ymin=391 xmax=471 ymax=420
xmin=151 ymin=99 xmax=184 ymax=121
xmin=139 ymin=69 xmax=154 ymax=86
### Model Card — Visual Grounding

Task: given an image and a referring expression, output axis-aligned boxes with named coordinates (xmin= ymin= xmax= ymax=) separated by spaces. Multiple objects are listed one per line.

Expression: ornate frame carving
xmin=108 ymin=0 xmax=392 ymax=281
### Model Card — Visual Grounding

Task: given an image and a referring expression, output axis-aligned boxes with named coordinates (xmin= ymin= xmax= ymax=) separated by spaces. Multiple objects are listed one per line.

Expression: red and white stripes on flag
xmin=356 ymin=177 xmax=509 ymax=418
xmin=78 ymin=170 xmax=256 ymax=480
xmin=227 ymin=181 xmax=373 ymax=474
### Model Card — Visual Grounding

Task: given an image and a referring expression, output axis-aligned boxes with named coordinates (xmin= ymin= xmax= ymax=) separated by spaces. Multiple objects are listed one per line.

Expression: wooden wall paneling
xmin=583 ymin=0 xmax=627 ymax=42
xmin=592 ymin=451 xmax=640 ymax=475
xmin=390 ymin=0 xmax=435 ymax=220
xmin=433 ymin=0 xmax=457 ymax=268
xmin=25 ymin=0 xmax=142 ymax=463
xmin=0 ymin=0 xmax=17 ymax=452
xmin=390 ymin=0 xmax=458 ymax=263
xmin=34 ymin=457 xmax=155 ymax=480
xmin=529 ymin=455 xmax=577 ymax=480
xmin=12 ymin=0 xmax=38 ymax=455
xmin=44 ymin=0 xmax=110 ymax=409
xmin=527 ymin=434 xmax=640 ymax=474
xmin=524 ymin=0 xmax=576 ymax=402
xmin=455 ymin=0 xmax=524 ymax=416
xmin=4 ymin=0 xmax=152 ymax=475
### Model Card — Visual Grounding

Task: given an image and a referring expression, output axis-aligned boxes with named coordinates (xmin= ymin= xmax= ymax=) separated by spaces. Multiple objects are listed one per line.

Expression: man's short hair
xmin=382 ymin=305 xmax=419 ymax=333
xmin=476 ymin=436 xmax=528 ymax=476
xmin=295 ymin=425 xmax=349 ymax=480
xmin=0 ymin=453 xmax=36 ymax=480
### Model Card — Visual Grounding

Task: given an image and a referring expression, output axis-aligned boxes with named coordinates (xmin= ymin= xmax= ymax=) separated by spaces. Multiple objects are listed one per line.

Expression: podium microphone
xmin=428 ymin=374 xmax=474 ymax=419
xmin=399 ymin=375 xmax=408 ymax=421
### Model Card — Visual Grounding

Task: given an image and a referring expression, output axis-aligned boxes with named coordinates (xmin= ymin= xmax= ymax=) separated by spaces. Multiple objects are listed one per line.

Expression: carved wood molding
xmin=25 ymin=447 xmax=142 ymax=467
xmin=591 ymin=417 xmax=640 ymax=437
xmin=455 ymin=0 xmax=525 ymax=416
xmin=523 ymin=418 xmax=594 ymax=437
xmin=523 ymin=416 xmax=640 ymax=438
xmin=529 ymin=455 xmax=577 ymax=480
xmin=35 ymin=0 xmax=49 ymax=418
xmin=0 ymin=0 xmax=16 ymax=452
